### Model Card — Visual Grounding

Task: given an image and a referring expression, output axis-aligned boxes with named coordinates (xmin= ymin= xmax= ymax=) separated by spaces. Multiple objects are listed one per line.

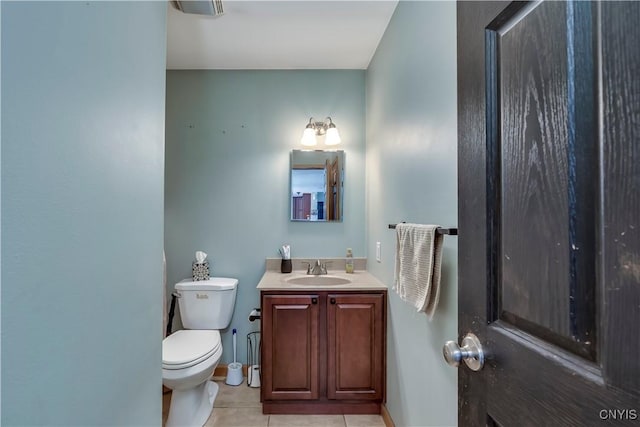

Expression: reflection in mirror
xmin=290 ymin=150 xmax=344 ymax=222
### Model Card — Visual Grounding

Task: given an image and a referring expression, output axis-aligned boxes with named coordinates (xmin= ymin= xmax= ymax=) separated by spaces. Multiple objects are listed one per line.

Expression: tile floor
xmin=163 ymin=377 xmax=386 ymax=427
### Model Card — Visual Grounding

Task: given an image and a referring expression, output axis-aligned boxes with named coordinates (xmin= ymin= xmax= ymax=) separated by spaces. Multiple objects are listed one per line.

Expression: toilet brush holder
xmin=225 ymin=362 xmax=243 ymax=386
xmin=225 ymin=328 xmax=243 ymax=386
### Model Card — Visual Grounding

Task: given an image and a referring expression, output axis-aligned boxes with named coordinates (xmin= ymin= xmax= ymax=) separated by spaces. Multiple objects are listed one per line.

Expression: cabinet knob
xmin=311 ymin=297 xmax=318 ymax=305
xmin=330 ymin=298 xmax=336 ymax=304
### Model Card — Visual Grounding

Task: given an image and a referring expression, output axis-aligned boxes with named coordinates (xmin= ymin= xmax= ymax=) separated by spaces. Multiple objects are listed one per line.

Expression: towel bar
xmin=388 ymin=223 xmax=458 ymax=236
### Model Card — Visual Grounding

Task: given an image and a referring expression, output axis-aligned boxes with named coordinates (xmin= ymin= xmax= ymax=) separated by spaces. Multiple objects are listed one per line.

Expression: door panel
xmin=458 ymin=1 xmax=639 ymax=425
xmin=490 ymin=0 xmax=597 ymax=358
xmin=601 ymin=1 xmax=640 ymax=396
xmin=498 ymin=1 xmax=572 ymax=339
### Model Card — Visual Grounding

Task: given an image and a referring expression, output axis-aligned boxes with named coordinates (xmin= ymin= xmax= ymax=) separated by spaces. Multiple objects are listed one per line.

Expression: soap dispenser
xmin=345 ymin=248 xmax=354 ymax=273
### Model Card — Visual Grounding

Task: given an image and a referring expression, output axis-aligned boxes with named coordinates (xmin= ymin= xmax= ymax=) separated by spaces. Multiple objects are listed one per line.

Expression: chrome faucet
xmin=305 ymin=259 xmax=328 ymax=275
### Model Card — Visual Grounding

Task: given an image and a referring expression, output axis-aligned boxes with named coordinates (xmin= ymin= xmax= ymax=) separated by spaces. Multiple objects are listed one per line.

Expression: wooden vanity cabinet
xmin=261 ymin=290 xmax=386 ymax=414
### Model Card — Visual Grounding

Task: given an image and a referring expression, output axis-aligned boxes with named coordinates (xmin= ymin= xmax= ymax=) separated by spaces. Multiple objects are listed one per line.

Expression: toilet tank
xmin=175 ymin=277 xmax=238 ymax=330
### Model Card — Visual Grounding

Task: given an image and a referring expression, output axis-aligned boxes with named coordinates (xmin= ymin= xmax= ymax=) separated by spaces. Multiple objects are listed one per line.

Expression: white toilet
xmin=162 ymin=277 xmax=238 ymax=427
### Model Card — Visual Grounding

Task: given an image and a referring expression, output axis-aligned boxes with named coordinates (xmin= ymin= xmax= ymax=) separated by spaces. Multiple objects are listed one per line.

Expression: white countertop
xmin=257 ymin=269 xmax=388 ymax=291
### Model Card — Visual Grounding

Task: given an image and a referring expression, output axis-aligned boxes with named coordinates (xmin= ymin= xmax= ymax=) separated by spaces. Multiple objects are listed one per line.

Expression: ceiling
xmin=166 ymin=1 xmax=398 ymax=70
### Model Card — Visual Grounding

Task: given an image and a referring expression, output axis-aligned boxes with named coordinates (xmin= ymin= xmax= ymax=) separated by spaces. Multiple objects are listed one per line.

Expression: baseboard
xmin=213 ymin=363 xmax=248 ymax=377
xmin=381 ymin=404 xmax=395 ymax=427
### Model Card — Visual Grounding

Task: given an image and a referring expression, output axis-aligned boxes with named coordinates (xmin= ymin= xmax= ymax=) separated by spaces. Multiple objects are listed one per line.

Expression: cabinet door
xmin=327 ymin=293 xmax=385 ymax=400
xmin=262 ymin=294 xmax=320 ymax=400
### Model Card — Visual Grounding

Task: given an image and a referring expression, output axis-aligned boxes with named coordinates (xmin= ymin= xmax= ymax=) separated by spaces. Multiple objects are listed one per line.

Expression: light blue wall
xmin=0 ymin=2 xmax=3 ymax=420
xmin=165 ymin=70 xmax=366 ymax=363
xmin=1 ymin=2 xmax=166 ymax=425
xmin=366 ymin=2 xmax=458 ymax=426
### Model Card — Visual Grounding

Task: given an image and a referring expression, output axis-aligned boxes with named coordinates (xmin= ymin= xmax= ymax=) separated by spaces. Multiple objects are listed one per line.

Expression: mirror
xmin=290 ymin=150 xmax=344 ymax=222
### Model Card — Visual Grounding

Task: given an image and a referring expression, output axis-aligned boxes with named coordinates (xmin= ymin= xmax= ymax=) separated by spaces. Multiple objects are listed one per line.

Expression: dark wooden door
xmin=262 ymin=294 xmax=319 ymax=401
xmin=458 ymin=1 xmax=639 ymax=425
xmin=293 ymin=194 xmax=312 ymax=220
xmin=327 ymin=294 xmax=385 ymax=401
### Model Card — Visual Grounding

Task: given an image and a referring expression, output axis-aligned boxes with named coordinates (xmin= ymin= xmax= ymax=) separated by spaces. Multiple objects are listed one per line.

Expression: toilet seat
xmin=163 ymin=330 xmax=221 ymax=370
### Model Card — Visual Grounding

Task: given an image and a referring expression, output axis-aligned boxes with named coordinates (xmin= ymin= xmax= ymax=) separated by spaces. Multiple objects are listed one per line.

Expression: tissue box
xmin=192 ymin=261 xmax=210 ymax=281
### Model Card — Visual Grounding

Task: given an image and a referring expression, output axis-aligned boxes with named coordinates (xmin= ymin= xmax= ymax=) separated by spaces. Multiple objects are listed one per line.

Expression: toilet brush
xmin=226 ymin=329 xmax=243 ymax=386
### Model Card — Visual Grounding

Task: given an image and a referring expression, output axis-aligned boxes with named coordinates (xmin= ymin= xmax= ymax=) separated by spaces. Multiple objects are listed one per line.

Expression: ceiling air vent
xmin=173 ymin=0 xmax=224 ymax=17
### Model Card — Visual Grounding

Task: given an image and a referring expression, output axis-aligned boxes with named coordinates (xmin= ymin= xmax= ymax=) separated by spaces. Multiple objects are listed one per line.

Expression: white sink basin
xmin=285 ymin=275 xmax=352 ymax=286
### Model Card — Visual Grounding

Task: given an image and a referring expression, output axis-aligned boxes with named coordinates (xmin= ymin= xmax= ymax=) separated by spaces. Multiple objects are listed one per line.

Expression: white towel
xmin=393 ymin=223 xmax=444 ymax=319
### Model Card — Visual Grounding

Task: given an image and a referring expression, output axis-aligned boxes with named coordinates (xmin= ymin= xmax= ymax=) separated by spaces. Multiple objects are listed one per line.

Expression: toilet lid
xmin=162 ymin=330 xmax=221 ymax=370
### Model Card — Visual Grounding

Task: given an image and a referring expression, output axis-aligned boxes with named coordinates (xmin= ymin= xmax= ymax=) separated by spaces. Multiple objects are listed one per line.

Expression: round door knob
xmin=442 ymin=333 xmax=484 ymax=371
xmin=443 ymin=341 xmax=464 ymax=366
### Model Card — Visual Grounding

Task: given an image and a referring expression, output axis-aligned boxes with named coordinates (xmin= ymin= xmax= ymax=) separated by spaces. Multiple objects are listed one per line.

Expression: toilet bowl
xmin=163 ymin=330 xmax=223 ymax=427
xmin=162 ymin=277 xmax=238 ymax=427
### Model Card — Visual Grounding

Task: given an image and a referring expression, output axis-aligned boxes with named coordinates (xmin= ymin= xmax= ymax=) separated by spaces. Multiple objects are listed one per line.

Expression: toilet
xmin=162 ymin=277 xmax=238 ymax=427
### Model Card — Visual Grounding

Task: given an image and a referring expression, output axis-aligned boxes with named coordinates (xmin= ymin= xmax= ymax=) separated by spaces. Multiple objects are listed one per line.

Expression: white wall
xmin=366 ymin=2 xmax=458 ymax=426
xmin=1 ymin=2 xmax=167 ymax=424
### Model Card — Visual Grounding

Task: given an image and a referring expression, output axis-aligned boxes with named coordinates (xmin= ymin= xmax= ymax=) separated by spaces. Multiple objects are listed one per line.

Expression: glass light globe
xmin=324 ymin=127 xmax=341 ymax=145
xmin=301 ymin=128 xmax=317 ymax=146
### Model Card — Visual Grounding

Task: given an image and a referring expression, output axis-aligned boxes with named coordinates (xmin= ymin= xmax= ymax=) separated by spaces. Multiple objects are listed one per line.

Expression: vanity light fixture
xmin=300 ymin=117 xmax=341 ymax=146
